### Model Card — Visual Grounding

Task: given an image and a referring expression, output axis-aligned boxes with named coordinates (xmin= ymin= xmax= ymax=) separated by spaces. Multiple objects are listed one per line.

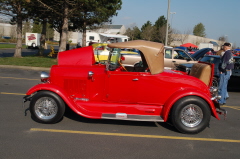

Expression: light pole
xmin=165 ymin=0 xmax=170 ymax=46
xmin=225 ymin=35 xmax=228 ymax=42
xmin=170 ymin=12 xmax=176 ymax=28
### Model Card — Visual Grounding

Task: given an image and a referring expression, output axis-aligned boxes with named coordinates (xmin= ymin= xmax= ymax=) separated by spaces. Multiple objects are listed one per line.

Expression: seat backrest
xmin=189 ymin=63 xmax=211 ymax=86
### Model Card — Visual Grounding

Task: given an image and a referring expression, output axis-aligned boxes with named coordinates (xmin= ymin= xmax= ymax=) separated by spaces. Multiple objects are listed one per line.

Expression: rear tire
xmin=30 ymin=91 xmax=65 ymax=124
xmin=171 ymin=96 xmax=211 ymax=134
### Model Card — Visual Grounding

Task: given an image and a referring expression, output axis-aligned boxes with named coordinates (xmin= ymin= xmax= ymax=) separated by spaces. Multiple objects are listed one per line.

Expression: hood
xmin=58 ymin=46 xmax=95 ymax=66
xmin=191 ymin=48 xmax=213 ymax=60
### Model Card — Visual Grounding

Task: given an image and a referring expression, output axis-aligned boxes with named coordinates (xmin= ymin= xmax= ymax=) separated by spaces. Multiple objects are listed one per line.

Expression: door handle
xmin=132 ymin=78 xmax=139 ymax=81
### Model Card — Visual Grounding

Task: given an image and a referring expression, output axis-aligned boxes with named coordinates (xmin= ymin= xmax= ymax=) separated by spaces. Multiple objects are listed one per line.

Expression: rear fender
xmin=161 ymin=88 xmax=220 ymax=122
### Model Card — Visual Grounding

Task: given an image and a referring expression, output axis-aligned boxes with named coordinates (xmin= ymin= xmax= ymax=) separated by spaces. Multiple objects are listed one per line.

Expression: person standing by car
xmin=218 ymin=42 xmax=234 ymax=105
xmin=216 ymin=45 xmax=224 ymax=56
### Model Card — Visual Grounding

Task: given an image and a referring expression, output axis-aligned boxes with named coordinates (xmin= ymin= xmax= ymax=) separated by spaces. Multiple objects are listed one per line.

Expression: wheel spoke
xmin=35 ymin=97 xmax=58 ymax=120
xmin=180 ymin=104 xmax=203 ymax=127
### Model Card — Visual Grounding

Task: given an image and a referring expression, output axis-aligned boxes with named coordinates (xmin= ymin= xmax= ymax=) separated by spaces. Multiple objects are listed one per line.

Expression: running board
xmin=102 ymin=113 xmax=164 ymax=122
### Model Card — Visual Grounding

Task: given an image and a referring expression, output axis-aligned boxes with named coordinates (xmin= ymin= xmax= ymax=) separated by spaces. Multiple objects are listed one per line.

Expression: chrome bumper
xmin=22 ymin=95 xmax=31 ymax=108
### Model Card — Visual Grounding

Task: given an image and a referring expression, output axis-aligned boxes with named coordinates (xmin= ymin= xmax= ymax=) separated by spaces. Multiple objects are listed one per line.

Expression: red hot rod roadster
xmin=23 ymin=40 xmax=226 ymax=134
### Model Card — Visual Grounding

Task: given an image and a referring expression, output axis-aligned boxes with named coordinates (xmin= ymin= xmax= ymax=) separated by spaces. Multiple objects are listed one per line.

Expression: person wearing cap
xmin=218 ymin=42 xmax=234 ymax=106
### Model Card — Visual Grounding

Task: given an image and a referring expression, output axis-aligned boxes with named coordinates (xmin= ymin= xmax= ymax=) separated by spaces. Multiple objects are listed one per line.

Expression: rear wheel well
xmin=167 ymin=95 xmax=211 ymax=134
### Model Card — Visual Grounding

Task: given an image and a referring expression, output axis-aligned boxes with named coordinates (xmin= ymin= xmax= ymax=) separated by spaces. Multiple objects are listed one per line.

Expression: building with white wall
xmin=0 ymin=22 xmax=15 ymax=38
xmin=170 ymin=34 xmax=223 ymax=50
xmin=53 ymin=25 xmax=128 ymax=45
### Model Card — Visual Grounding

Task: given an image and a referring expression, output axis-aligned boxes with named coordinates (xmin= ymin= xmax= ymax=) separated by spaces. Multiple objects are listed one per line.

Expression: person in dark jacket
xmin=218 ymin=42 xmax=234 ymax=105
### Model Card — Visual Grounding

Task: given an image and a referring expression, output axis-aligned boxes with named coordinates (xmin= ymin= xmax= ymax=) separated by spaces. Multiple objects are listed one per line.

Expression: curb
xmin=0 ymin=65 xmax=50 ymax=71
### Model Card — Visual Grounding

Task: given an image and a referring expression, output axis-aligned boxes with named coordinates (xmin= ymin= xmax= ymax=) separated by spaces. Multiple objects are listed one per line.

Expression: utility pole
xmin=165 ymin=0 xmax=170 ymax=46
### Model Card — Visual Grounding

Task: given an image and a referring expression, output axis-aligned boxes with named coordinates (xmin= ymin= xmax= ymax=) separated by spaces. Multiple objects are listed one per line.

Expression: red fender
xmin=161 ymin=88 xmax=220 ymax=121
xmin=26 ymin=83 xmax=101 ymax=119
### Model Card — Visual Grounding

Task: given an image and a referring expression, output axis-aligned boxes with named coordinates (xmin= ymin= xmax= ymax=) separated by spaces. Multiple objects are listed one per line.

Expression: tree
xmin=26 ymin=0 xmax=61 ymax=55
xmin=154 ymin=15 xmax=167 ymax=29
xmin=0 ymin=0 xmax=30 ymax=57
xmin=32 ymin=22 xmax=42 ymax=33
xmin=132 ymin=26 xmax=141 ymax=40
xmin=33 ymin=0 xmax=121 ymax=50
xmin=46 ymin=23 xmax=54 ymax=41
xmin=124 ymin=24 xmax=141 ymax=41
xmin=140 ymin=21 xmax=155 ymax=40
xmin=141 ymin=21 xmax=152 ymax=32
xmin=22 ymin=21 xmax=32 ymax=37
xmin=69 ymin=0 xmax=122 ymax=47
xmin=193 ymin=23 xmax=206 ymax=37
xmin=141 ymin=25 xmax=155 ymax=41
xmin=153 ymin=15 xmax=167 ymax=43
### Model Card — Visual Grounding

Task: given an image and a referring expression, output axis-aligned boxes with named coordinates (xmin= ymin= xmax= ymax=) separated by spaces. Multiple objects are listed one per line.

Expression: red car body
xmin=24 ymin=40 xmax=224 ymax=134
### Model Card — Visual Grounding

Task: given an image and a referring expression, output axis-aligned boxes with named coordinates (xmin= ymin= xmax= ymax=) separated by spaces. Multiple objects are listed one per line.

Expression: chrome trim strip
xmin=75 ymin=98 xmax=89 ymax=101
xmin=102 ymin=113 xmax=164 ymax=122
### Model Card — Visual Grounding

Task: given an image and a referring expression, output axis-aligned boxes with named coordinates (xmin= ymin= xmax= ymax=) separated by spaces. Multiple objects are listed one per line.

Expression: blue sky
xmin=111 ymin=0 xmax=240 ymax=47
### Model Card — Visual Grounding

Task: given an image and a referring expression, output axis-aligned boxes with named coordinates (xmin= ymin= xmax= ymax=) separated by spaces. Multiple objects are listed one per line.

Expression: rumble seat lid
xmin=108 ymin=40 xmax=164 ymax=75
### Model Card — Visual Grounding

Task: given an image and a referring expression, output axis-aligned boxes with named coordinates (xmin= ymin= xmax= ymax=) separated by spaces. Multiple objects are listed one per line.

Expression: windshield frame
xmin=106 ymin=48 xmax=122 ymax=71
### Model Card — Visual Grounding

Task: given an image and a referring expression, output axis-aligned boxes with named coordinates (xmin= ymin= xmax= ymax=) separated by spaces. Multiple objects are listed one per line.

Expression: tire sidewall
xmin=171 ymin=96 xmax=211 ymax=134
xmin=30 ymin=91 xmax=65 ymax=124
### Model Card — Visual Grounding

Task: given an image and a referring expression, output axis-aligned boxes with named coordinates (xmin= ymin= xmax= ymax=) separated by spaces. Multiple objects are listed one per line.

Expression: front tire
xmin=171 ymin=96 xmax=211 ymax=134
xmin=30 ymin=91 xmax=65 ymax=124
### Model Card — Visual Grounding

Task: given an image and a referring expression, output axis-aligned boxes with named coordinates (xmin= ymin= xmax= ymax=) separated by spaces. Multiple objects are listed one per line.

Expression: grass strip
xmin=0 ymin=56 xmax=57 ymax=67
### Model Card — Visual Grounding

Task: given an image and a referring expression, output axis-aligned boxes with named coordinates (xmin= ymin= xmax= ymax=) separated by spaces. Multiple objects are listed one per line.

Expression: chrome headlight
xmin=210 ymin=86 xmax=221 ymax=100
xmin=40 ymin=71 xmax=49 ymax=83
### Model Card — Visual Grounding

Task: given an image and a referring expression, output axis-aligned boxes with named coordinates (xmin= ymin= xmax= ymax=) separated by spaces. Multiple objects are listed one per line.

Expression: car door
xmin=106 ymin=71 xmax=139 ymax=103
xmin=135 ymin=73 xmax=165 ymax=105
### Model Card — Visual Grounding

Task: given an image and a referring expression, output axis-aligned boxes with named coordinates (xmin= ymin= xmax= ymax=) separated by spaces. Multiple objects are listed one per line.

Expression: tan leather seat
xmin=189 ymin=63 xmax=211 ymax=86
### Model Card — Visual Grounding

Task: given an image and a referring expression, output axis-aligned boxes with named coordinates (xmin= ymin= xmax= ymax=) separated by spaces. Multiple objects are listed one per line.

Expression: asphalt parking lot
xmin=0 ymin=66 xmax=240 ymax=159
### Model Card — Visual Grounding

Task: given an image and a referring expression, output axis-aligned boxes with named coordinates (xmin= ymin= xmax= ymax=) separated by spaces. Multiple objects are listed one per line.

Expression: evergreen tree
xmin=0 ymin=0 xmax=30 ymax=57
xmin=193 ymin=23 xmax=206 ymax=37
xmin=153 ymin=15 xmax=167 ymax=43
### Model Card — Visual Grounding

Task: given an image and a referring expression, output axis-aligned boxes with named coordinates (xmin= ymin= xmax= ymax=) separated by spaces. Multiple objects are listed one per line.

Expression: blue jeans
xmin=218 ymin=70 xmax=231 ymax=104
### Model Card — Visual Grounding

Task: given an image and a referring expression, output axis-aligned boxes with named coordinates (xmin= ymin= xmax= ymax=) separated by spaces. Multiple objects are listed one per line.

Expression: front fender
xmin=25 ymin=83 xmax=101 ymax=119
xmin=161 ymin=88 xmax=220 ymax=122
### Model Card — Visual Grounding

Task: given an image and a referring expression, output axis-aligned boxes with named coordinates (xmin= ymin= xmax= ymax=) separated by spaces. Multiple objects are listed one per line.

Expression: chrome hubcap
xmin=35 ymin=97 xmax=58 ymax=120
xmin=180 ymin=104 xmax=203 ymax=127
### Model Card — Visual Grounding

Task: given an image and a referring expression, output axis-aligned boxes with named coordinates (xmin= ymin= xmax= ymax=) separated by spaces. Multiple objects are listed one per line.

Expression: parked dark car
xmin=190 ymin=48 xmax=215 ymax=61
xmin=177 ymin=55 xmax=240 ymax=87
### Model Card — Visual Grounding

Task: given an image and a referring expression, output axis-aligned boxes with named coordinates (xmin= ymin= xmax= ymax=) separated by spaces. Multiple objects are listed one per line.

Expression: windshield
xmin=107 ymin=48 xmax=121 ymax=71
xmin=173 ymin=50 xmax=192 ymax=60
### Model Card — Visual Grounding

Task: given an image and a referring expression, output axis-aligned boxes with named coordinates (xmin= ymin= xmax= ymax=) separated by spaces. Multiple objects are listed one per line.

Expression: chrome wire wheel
xmin=34 ymin=97 xmax=58 ymax=120
xmin=180 ymin=104 xmax=203 ymax=128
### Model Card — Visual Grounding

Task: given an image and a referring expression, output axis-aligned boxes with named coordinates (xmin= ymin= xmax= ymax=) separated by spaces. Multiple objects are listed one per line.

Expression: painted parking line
xmin=30 ymin=128 xmax=240 ymax=143
xmin=0 ymin=92 xmax=25 ymax=95
xmin=222 ymin=106 xmax=240 ymax=111
xmin=0 ymin=76 xmax=38 ymax=80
